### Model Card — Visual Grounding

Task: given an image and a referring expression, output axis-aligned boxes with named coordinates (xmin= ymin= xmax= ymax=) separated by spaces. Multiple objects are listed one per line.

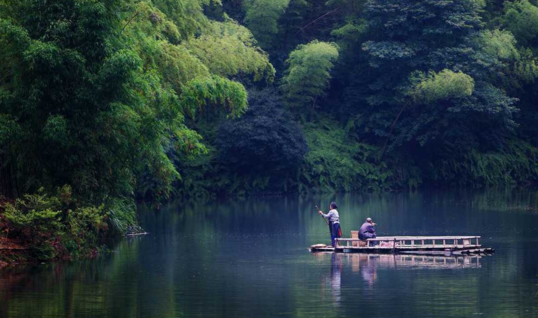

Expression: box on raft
xmin=310 ymin=235 xmax=495 ymax=256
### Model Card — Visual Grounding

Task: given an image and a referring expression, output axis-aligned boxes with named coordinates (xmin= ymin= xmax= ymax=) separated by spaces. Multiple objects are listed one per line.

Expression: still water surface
xmin=1 ymin=190 xmax=538 ymax=317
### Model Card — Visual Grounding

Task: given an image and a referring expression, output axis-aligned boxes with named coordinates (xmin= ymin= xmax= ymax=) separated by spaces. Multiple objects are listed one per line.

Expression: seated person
xmin=359 ymin=217 xmax=377 ymax=241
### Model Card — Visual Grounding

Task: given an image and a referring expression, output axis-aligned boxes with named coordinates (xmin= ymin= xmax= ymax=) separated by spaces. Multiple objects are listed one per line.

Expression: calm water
xmin=1 ymin=190 xmax=538 ymax=318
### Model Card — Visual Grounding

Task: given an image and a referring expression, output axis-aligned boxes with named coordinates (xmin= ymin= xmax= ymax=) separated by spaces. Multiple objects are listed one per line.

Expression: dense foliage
xmin=3 ymin=186 xmax=109 ymax=260
xmin=1 ymin=0 xmax=538 ymax=261
xmin=218 ymin=89 xmax=308 ymax=173
xmin=243 ymin=0 xmax=290 ymax=49
xmin=281 ymin=40 xmax=339 ymax=113
xmin=0 ymin=0 xmax=269 ymax=259
xmin=357 ymin=0 xmax=519 ymax=152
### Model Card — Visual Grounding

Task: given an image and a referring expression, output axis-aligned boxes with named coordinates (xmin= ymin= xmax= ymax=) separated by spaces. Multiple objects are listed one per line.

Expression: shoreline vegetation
xmin=2 ymin=0 xmax=538 ymax=266
xmin=0 ymin=187 xmax=125 ymax=268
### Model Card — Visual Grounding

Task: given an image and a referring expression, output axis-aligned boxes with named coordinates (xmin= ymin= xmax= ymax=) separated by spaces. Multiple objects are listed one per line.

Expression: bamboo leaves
xmin=243 ymin=0 xmax=290 ymax=48
xmin=184 ymin=21 xmax=275 ymax=83
xmin=410 ymin=70 xmax=475 ymax=105
xmin=281 ymin=40 xmax=339 ymax=110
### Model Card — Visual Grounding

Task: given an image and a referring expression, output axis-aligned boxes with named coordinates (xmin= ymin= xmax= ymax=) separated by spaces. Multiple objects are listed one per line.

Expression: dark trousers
xmin=330 ymin=222 xmax=342 ymax=247
xmin=359 ymin=232 xmax=377 ymax=245
xmin=359 ymin=232 xmax=376 ymax=240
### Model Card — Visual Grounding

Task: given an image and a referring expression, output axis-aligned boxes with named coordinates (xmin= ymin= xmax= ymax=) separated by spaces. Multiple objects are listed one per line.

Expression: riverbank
xmin=0 ymin=238 xmax=30 ymax=269
xmin=0 ymin=187 xmax=126 ymax=268
xmin=0 ymin=234 xmax=101 ymax=269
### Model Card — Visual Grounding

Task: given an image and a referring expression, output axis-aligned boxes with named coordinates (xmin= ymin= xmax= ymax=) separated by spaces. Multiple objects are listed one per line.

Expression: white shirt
xmin=322 ymin=209 xmax=339 ymax=223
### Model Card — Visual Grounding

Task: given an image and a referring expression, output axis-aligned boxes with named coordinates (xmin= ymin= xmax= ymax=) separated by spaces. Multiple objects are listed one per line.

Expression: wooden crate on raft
xmin=351 ymin=231 xmax=368 ymax=247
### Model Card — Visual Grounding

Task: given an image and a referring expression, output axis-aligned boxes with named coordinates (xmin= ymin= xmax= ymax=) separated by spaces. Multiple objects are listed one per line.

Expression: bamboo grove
xmin=1 ymin=0 xmax=538 ymax=259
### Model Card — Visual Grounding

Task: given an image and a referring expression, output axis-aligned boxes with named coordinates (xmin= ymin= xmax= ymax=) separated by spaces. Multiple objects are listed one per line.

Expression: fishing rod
xmin=315 ymin=205 xmax=329 ymax=225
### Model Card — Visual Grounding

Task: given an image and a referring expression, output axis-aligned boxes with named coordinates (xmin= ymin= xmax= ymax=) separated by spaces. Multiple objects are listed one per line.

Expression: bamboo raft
xmin=310 ymin=235 xmax=495 ymax=256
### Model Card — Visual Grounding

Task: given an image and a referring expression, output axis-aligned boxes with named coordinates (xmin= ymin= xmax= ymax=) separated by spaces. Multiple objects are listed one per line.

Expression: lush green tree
xmin=243 ymin=0 xmax=290 ymax=48
xmin=217 ymin=89 xmax=308 ymax=173
xmin=270 ymin=0 xmax=309 ymax=65
xmin=105 ymin=0 xmax=278 ymax=199
xmin=475 ymin=29 xmax=520 ymax=61
xmin=0 ymin=0 xmax=266 ymax=214
xmin=281 ymin=40 xmax=339 ymax=114
xmin=327 ymin=0 xmax=368 ymax=48
xmin=498 ymin=0 xmax=538 ymax=146
xmin=151 ymin=0 xmax=215 ymax=40
xmin=1 ymin=0 xmax=149 ymax=202
xmin=502 ymin=0 xmax=538 ymax=53
xmin=184 ymin=20 xmax=275 ymax=83
xmin=410 ymin=70 xmax=475 ymax=105
xmin=341 ymin=0 xmax=519 ymax=151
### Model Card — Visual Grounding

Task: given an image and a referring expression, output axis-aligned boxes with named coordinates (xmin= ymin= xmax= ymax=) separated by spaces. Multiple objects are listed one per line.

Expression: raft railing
xmin=335 ymin=236 xmax=481 ymax=249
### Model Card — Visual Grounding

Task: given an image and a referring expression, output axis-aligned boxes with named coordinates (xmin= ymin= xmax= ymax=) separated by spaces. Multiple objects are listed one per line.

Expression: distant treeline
xmin=1 ymin=0 xmax=538 ymax=249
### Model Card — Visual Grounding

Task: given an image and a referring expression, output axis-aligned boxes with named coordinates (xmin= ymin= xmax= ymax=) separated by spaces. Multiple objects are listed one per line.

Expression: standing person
xmin=359 ymin=217 xmax=377 ymax=241
xmin=319 ymin=202 xmax=342 ymax=247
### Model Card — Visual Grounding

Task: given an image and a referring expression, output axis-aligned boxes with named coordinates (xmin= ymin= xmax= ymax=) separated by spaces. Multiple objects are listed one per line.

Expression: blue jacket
xmin=359 ymin=222 xmax=376 ymax=236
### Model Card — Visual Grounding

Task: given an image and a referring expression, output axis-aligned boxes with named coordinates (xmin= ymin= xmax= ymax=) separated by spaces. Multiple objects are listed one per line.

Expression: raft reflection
xmin=317 ymin=253 xmax=483 ymax=298
xmin=346 ymin=253 xmax=483 ymax=270
xmin=317 ymin=253 xmax=482 ymax=270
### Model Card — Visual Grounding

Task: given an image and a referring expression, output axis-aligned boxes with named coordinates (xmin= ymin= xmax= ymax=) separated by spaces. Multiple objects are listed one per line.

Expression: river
xmin=1 ymin=190 xmax=538 ymax=317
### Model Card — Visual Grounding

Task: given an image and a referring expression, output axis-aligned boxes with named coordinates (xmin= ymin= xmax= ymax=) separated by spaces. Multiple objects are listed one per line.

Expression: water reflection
xmin=328 ymin=254 xmax=342 ymax=304
xmin=1 ymin=190 xmax=538 ymax=318
xmin=319 ymin=253 xmax=483 ymax=302
xmin=324 ymin=253 xmax=483 ymax=271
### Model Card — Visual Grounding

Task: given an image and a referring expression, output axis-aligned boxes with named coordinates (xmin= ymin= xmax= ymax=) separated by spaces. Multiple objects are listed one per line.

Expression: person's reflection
xmin=360 ymin=255 xmax=378 ymax=288
xmin=324 ymin=253 xmax=343 ymax=305
xmin=350 ymin=254 xmax=378 ymax=288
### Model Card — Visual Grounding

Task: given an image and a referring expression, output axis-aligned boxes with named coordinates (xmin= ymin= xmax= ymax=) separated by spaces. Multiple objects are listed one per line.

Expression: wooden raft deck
xmin=310 ymin=236 xmax=495 ymax=255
